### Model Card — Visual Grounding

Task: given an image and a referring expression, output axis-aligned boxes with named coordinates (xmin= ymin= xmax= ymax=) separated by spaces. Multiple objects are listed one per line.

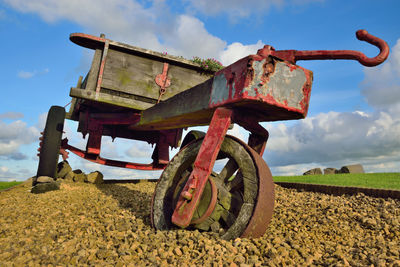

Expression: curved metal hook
xmin=354 ymin=29 xmax=390 ymax=66
xmin=258 ymin=29 xmax=390 ymax=67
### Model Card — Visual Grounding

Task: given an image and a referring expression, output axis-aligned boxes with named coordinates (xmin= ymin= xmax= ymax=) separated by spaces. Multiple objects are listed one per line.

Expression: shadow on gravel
xmin=95 ymin=183 xmax=153 ymax=227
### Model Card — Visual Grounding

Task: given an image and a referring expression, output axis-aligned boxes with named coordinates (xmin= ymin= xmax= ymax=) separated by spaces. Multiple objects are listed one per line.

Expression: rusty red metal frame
xmin=171 ymin=107 xmax=233 ymax=227
xmin=257 ymin=29 xmax=389 ymax=67
xmin=60 ymin=112 xmax=168 ymax=171
xmin=62 ymin=138 xmax=165 ymax=170
xmin=190 ymin=176 xmax=218 ymax=225
xmin=155 ymin=63 xmax=171 ymax=103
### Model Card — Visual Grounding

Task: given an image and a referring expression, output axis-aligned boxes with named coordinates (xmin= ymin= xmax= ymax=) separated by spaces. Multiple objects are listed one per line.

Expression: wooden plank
xmin=85 ymin=48 xmax=103 ymax=91
xmin=70 ymin=87 xmax=154 ymax=110
xmin=66 ymin=75 xmax=83 ymax=120
xmin=70 ymin=33 xmax=213 ymax=72
xmin=101 ymin=49 xmax=212 ymax=101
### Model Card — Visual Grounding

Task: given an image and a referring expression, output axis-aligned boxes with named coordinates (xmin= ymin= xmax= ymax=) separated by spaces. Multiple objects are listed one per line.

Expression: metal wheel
xmin=180 ymin=130 xmax=205 ymax=150
xmin=151 ymin=135 xmax=275 ymax=240
xmin=35 ymin=106 xmax=65 ymax=185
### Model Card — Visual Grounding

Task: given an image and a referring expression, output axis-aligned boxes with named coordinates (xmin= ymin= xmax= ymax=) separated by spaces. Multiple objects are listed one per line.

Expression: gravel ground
xmin=0 ymin=179 xmax=399 ymax=266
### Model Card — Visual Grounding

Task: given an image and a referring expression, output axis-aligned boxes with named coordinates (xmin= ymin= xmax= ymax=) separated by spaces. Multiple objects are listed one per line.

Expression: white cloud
xmin=3 ymin=0 xmax=263 ymax=65
xmin=0 ymin=115 xmax=42 ymax=162
xmin=184 ymin=0 xmax=283 ymax=19
xmin=263 ymin=109 xmax=400 ymax=174
xmin=0 ymin=165 xmax=16 ymax=181
xmin=184 ymin=0 xmax=323 ymax=20
xmin=5 ymin=0 xmax=397 ymax=178
xmin=17 ymin=68 xmax=50 ymax=79
xmin=263 ymin=39 xmax=400 ymax=175
xmin=0 ymin=112 xmax=24 ymax=120
xmin=361 ymin=39 xmax=400 ymax=110
xmin=162 ymin=15 xmax=226 ymax=60
xmin=3 ymin=0 xmax=165 ymax=51
xmin=0 ymin=120 xmax=40 ymax=155
xmin=125 ymin=141 xmax=153 ymax=159
xmin=220 ymin=40 xmax=264 ymax=66
xmin=17 ymin=70 xmax=35 ymax=79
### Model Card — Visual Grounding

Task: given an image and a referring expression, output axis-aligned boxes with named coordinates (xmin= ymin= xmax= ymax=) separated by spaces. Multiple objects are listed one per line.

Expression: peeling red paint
xmin=171 ymin=108 xmax=233 ymax=228
xmin=256 ymin=30 xmax=389 ymax=67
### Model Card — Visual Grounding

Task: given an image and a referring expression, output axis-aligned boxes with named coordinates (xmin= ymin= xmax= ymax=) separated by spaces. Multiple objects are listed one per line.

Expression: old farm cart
xmin=35 ymin=30 xmax=389 ymax=239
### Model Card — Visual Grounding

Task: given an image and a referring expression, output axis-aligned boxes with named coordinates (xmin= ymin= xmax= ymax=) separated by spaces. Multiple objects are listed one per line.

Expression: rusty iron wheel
xmin=35 ymin=106 xmax=65 ymax=185
xmin=179 ymin=130 xmax=206 ymax=150
xmin=151 ymin=135 xmax=275 ymax=240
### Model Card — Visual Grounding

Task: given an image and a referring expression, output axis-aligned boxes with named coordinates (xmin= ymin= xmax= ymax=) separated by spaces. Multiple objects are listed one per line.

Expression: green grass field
xmin=1 ymin=173 xmax=399 ymax=191
xmin=274 ymin=173 xmax=400 ymax=190
xmin=0 ymin=181 xmax=24 ymax=191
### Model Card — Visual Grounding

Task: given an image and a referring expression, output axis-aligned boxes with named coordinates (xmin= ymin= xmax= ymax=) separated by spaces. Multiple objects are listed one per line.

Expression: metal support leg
xmin=171 ymin=108 xmax=233 ymax=228
xmin=234 ymin=113 xmax=269 ymax=156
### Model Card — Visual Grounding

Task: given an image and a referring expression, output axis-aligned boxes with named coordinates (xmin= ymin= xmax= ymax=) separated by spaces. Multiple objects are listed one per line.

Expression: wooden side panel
xmin=86 ymin=48 xmax=103 ymax=91
xmin=101 ymin=49 xmax=212 ymax=102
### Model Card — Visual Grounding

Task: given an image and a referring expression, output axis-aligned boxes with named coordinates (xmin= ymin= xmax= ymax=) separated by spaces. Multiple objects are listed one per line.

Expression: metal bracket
xmin=171 ymin=107 xmax=233 ymax=228
xmin=155 ymin=62 xmax=171 ymax=103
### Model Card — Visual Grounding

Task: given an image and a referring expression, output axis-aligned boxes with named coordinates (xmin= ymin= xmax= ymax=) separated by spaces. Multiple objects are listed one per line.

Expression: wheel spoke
xmin=217 ymin=158 xmax=238 ymax=182
xmin=226 ymin=172 xmax=243 ymax=192
xmin=151 ymin=135 xmax=275 ymax=240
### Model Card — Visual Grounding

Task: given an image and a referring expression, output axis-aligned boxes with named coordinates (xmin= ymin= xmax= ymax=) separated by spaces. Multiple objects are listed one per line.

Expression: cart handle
xmin=257 ymin=29 xmax=389 ymax=67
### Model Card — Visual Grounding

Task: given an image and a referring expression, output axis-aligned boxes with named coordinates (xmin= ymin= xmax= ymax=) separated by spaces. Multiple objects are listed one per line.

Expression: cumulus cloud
xmin=0 ymin=114 xmax=42 ymax=163
xmin=125 ymin=141 xmax=153 ymax=160
xmin=162 ymin=15 xmax=226 ymax=60
xmin=6 ymin=0 xmax=396 ymax=176
xmin=3 ymin=0 xmax=264 ymax=64
xmin=258 ymin=39 xmax=400 ymax=175
xmin=264 ymin=110 xmax=400 ymax=167
xmin=184 ymin=0 xmax=323 ymax=20
xmin=0 ymin=120 xmax=40 ymax=156
xmin=0 ymin=112 xmax=24 ymax=120
xmin=220 ymin=40 xmax=264 ymax=66
xmin=361 ymin=39 xmax=400 ymax=111
xmin=4 ymin=0 xmax=166 ymax=51
xmin=0 ymin=166 xmax=15 ymax=181
xmin=184 ymin=0 xmax=283 ymax=19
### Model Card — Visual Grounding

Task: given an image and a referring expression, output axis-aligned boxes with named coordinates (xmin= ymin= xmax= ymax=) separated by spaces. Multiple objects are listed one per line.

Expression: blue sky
xmin=1 ymin=0 xmax=399 ymax=181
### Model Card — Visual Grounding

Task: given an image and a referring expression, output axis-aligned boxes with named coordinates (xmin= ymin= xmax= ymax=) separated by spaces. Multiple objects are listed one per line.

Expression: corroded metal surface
xmin=155 ymin=63 xmax=171 ymax=103
xmin=136 ymin=55 xmax=312 ymax=131
xmin=209 ymin=58 xmax=312 ymax=114
xmin=239 ymin=138 xmax=275 ymax=238
xmin=171 ymin=108 xmax=233 ymax=227
xmin=258 ymin=30 xmax=389 ymax=67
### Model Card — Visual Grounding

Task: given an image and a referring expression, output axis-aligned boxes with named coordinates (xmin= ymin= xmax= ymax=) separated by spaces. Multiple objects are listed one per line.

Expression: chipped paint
xmin=242 ymin=59 xmax=307 ymax=110
xmin=266 ymin=62 xmax=307 ymax=109
xmin=210 ymin=74 xmax=230 ymax=105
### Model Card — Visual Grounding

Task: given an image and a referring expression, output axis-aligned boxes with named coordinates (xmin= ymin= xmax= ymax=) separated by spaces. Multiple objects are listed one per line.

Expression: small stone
xmin=72 ymin=169 xmax=87 ymax=183
xmin=174 ymin=247 xmax=182 ymax=256
xmin=323 ymin=168 xmax=337 ymax=175
xmin=87 ymin=171 xmax=103 ymax=184
xmin=64 ymin=171 xmax=75 ymax=181
xmin=31 ymin=181 xmax=60 ymax=194
xmin=57 ymin=160 xmax=72 ymax=179
xmin=36 ymin=176 xmax=55 ymax=183
xmin=303 ymin=168 xmax=322 ymax=175
xmin=338 ymin=164 xmax=364 ymax=174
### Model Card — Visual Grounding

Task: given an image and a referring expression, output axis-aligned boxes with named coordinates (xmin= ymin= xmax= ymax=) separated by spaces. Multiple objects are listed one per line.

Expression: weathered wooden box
xmin=67 ymin=33 xmax=214 ymax=120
